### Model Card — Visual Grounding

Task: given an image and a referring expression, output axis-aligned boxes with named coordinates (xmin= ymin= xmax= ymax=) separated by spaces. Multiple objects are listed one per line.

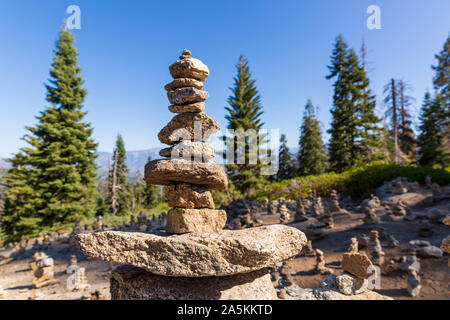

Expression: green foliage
xmin=432 ymin=34 xmax=450 ymax=108
xmin=223 ymin=55 xmax=269 ymax=196
xmin=417 ymin=92 xmax=447 ymax=166
xmin=107 ymin=134 xmax=132 ymax=215
xmin=297 ymin=100 xmax=327 ymax=176
xmin=272 ymin=134 xmax=297 ymax=181
xmin=1 ymin=29 xmax=98 ymax=240
xmin=211 ymin=179 xmax=243 ymax=208
xmin=254 ymin=162 xmax=450 ymax=202
xmin=326 ymin=35 xmax=380 ymax=172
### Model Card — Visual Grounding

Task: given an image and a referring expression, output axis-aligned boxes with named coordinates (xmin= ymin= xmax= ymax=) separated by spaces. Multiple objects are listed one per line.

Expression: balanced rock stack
xmin=75 ymin=50 xmax=307 ymax=300
xmin=146 ymin=49 xmax=227 ymax=234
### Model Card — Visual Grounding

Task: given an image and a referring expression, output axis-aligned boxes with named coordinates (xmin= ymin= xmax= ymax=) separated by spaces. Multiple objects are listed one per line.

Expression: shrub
xmin=254 ymin=162 xmax=450 ymax=202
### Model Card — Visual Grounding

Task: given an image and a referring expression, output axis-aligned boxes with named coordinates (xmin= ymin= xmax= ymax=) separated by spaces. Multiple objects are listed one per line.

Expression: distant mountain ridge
xmin=96 ymin=148 xmax=162 ymax=180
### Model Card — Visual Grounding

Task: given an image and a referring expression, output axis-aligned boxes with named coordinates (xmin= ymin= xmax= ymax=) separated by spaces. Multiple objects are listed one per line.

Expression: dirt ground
xmin=0 ymin=243 xmax=111 ymax=300
xmin=262 ymin=205 xmax=449 ymax=300
xmin=0 ymin=200 xmax=448 ymax=300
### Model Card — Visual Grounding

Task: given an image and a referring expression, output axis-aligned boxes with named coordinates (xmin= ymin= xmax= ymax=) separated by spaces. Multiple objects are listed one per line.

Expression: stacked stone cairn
xmin=312 ymin=197 xmax=325 ymax=216
xmin=369 ymin=230 xmax=385 ymax=266
xmin=136 ymin=211 xmax=148 ymax=231
xmin=348 ymin=237 xmax=359 ymax=253
xmin=295 ymin=198 xmax=308 ymax=222
xmin=314 ymin=249 xmax=333 ymax=275
xmin=327 ymin=190 xmax=349 ymax=216
xmin=75 ymin=50 xmax=307 ymax=300
xmin=30 ymin=252 xmax=59 ymax=289
xmin=363 ymin=205 xmax=379 ymax=225
xmin=66 ymin=255 xmax=78 ymax=274
xmin=341 ymin=251 xmax=375 ymax=294
xmin=279 ymin=203 xmax=291 ymax=223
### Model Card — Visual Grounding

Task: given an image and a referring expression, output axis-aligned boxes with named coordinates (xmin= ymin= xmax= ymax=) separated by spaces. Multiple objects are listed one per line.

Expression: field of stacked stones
xmin=0 ymin=175 xmax=448 ymax=300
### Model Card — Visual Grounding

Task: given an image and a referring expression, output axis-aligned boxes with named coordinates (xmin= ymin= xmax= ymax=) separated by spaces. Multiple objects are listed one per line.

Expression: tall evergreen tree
xmin=432 ymin=35 xmax=450 ymax=164
xmin=297 ymin=100 xmax=327 ymax=176
xmin=224 ymin=55 xmax=268 ymax=196
xmin=326 ymin=35 xmax=379 ymax=172
xmin=274 ymin=134 xmax=296 ymax=181
xmin=108 ymin=134 xmax=132 ymax=215
xmin=383 ymin=78 xmax=401 ymax=163
xmin=1 ymin=28 xmax=98 ymax=238
xmin=417 ymin=92 xmax=445 ymax=166
xmin=432 ymin=34 xmax=450 ymax=108
xmin=397 ymin=80 xmax=417 ymax=160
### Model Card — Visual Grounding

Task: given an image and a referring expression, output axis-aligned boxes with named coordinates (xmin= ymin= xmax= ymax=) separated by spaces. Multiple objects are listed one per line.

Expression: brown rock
xmin=75 ymin=225 xmax=307 ymax=277
xmin=158 ymin=112 xmax=220 ymax=145
xmin=164 ymin=183 xmax=214 ymax=209
xmin=164 ymin=78 xmax=204 ymax=91
xmin=166 ymin=208 xmax=226 ymax=233
xmin=167 ymin=87 xmax=209 ymax=105
xmin=443 ymin=214 xmax=450 ymax=226
xmin=159 ymin=140 xmax=215 ymax=160
xmin=168 ymin=102 xmax=205 ymax=113
xmin=169 ymin=53 xmax=210 ymax=82
xmin=110 ymin=265 xmax=277 ymax=300
xmin=341 ymin=252 xmax=374 ymax=279
xmin=145 ymin=159 xmax=228 ymax=190
xmin=441 ymin=236 xmax=450 ymax=254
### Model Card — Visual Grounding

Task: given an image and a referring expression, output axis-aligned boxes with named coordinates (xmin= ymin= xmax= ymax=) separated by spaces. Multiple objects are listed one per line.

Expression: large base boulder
xmin=76 ymin=225 xmax=307 ymax=277
xmin=111 ymin=265 xmax=277 ymax=300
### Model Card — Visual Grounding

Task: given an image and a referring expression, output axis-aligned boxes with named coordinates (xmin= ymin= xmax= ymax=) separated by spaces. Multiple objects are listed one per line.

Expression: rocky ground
xmin=263 ymin=205 xmax=449 ymax=300
xmin=0 ymin=191 xmax=448 ymax=300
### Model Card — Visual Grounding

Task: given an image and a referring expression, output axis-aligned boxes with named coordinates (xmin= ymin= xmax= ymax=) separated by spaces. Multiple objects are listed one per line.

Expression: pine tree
xmin=358 ymin=41 xmax=381 ymax=162
xmin=383 ymin=79 xmax=400 ymax=163
xmin=432 ymin=34 xmax=450 ymax=108
xmin=1 ymin=28 xmax=98 ymax=238
xmin=142 ymin=156 xmax=160 ymax=207
xmin=108 ymin=134 xmax=132 ymax=215
xmin=297 ymin=100 xmax=327 ymax=176
xmin=432 ymin=35 xmax=450 ymax=164
xmin=397 ymin=80 xmax=417 ymax=160
xmin=274 ymin=134 xmax=296 ymax=181
xmin=417 ymin=92 xmax=445 ymax=166
xmin=131 ymin=171 xmax=145 ymax=211
xmin=326 ymin=35 xmax=379 ymax=172
xmin=224 ymin=55 xmax=268 ymax=196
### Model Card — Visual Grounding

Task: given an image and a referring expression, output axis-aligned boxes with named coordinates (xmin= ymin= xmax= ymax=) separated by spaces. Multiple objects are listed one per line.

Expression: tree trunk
xmin=111 ymin=149 xmax=119 ymax=215
xmin=391 ymin=79 xmax=399 ymax=164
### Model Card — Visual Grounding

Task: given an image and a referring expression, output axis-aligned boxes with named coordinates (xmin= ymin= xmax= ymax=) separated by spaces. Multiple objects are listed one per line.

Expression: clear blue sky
xmin=0 ymin=0 xmax=449 ymax=158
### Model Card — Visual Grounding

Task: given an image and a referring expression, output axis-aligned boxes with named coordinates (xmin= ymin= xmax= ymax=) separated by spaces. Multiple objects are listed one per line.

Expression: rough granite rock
xmin=291 ymin=275 xmax=392 ymax=300
xmin=157 ymin=112 xmax=220 ymax=145
xmin=164 ymin=78 xmax=204 ymax=91
xmin=168 ymin=102 xmax=205 ymax=113
xmin=159 ymin=140 xmax=215 ymax=160
xmin=441 ymin=236 xmax=450 ymax=254
xmin=110 ymin=266 xmax=277 ymax=300
xmin=341 ymin=252 xmax=374 ymax=279
xmin=75 ymin=225 xmax=307 ymax=277
xmin=145 ymin=159 xmax=228 ymax=190
xmin=169 ymin=54 xmax=210 ymax=82
xmin=166 ymin=208 xmax=226 ymax=233
xmin=164 ymin=183 xmax=214 ymax=209
xmin=335 ymin=273 xmax=368 ymax=295
xmin=167 ymin=87 xmax=209 ymax=105
xmin=415 ymin=245 xmax=443 ymax=258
